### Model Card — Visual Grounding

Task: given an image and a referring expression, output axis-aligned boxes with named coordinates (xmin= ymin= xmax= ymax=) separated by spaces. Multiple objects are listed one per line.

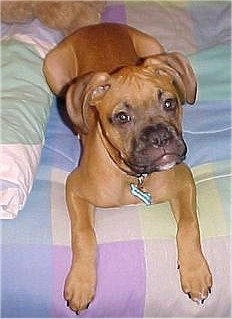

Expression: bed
xmin=1 ymin=1 xmax=231 ymax=317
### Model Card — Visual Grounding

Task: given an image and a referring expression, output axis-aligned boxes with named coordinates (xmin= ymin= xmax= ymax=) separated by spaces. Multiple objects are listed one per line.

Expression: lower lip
xmin=156 ymin=161 xmax=177 ymax=171
xmin=155 ymin=153 xmax=179 ymax=163
xmin=129 ymin=154 xmax=183 ymax=174
xmin=153 ymin=154 xmax=183 ymax=170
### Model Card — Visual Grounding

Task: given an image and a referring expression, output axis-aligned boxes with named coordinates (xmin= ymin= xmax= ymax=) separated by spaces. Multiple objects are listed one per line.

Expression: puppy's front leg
xmin=64 ymin=172 xmax=97 ymax=313
xmin=170 ymin=168 xmax=212 ymax=303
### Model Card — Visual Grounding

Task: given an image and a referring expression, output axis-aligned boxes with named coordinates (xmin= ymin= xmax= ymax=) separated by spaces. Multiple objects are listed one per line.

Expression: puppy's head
xmin=66 ymin=52 xmax=197 ymax=175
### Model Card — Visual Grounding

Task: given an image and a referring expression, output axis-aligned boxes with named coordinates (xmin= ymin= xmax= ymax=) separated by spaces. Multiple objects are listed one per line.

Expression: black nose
xmin=140 ymin=124 xmax=172 ymax=147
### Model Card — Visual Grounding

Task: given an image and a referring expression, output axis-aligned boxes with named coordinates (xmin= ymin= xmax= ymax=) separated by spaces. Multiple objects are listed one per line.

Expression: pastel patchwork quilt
xmin=1 ymin=1 xmax=231 ymax=317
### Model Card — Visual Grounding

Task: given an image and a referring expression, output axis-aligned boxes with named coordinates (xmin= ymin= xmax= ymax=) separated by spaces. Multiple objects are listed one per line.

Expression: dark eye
xmin=114 ymin=111 xmax=132 ymax=124
xmin=163 ymin=99 xmax=177 ymax=111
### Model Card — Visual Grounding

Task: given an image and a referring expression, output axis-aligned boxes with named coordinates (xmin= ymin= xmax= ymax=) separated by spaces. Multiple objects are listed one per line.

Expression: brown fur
xmin=43 ymin=23 xmax=212 ymax=313
xmin=1 ymin=1 xmax=106 ymax=35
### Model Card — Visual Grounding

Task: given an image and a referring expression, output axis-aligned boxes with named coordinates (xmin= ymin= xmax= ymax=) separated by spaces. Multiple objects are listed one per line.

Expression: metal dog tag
xmin=130 ymin=183 xmax=152 ymax=206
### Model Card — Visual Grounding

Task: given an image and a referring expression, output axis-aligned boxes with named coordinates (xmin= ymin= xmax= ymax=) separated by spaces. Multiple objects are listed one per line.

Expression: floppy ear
xmin=66 ymin=72 xmax=111 ymax=134
xmin=43 ymin=36 xmax=80 ymax=95
xmin=126 ymin=24 xmax=164 ymax=57
xmin=144 ymin=52 xmax=197 ymax=105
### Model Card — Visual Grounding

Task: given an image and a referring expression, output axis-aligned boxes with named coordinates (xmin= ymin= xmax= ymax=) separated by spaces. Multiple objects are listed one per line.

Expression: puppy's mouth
xmin=125 ymin=152 xmax=186 ymax=175
xmin=124 ymin=123 xmax=187 ymax=175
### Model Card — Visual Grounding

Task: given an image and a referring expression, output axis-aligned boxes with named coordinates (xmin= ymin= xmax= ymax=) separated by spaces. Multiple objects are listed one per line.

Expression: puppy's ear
xmin=43 ymin=40 xmax=80 ymax=95
xmin=144 ymin=52 xmax=197 ymax=105
xmin=66 ymin=73 xmax=111 ymax=134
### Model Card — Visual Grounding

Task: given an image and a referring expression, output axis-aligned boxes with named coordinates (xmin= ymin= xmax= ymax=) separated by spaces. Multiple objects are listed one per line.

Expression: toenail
xmin=187 ymin=292 xmax=191 ymax=299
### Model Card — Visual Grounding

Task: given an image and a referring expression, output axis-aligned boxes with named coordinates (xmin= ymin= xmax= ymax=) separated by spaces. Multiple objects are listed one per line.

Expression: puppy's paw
xmin=64 ymin=265 xmax=96 ymax=313
xmin=178 ymin=256 xmax=212 ymax=304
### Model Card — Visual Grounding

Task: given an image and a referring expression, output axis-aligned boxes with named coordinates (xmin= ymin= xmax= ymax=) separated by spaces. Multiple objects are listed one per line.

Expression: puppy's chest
xmin=127 ymin=176 xmax=171 ymax=206
xmin=88 ymin=175 xmax=168 ymax=208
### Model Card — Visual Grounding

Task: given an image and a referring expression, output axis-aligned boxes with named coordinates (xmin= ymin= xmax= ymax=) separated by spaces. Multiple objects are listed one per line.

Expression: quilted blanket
xmin=1 ymin=1 xmax=231 ymax=317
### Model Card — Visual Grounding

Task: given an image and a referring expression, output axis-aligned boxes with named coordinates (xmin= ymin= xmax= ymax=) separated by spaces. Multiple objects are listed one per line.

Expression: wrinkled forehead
xmin=106 ymin=65 xmax=178 ymax=104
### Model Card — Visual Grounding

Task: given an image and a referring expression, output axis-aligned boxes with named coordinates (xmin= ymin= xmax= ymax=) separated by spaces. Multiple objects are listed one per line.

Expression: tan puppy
xmin=43 ymin=23 xmax=212 ymax=313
